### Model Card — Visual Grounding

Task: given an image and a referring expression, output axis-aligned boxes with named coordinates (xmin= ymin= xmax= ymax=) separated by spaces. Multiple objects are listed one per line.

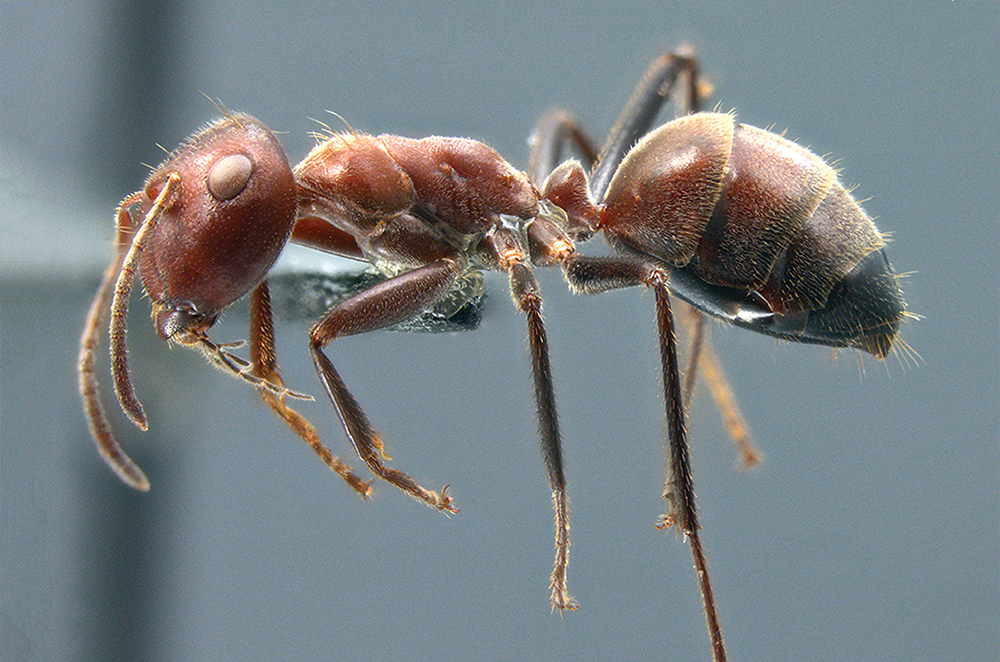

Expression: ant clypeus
xmin=79 ymin=49 xmax=907 ymax=662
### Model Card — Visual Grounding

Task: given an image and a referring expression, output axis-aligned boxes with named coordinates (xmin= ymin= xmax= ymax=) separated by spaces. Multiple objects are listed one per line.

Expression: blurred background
xmin=2 ymin=1 xmax=997 ymax=661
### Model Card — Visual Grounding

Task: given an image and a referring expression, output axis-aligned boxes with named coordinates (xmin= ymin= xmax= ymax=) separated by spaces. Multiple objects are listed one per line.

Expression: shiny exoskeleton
xmin=79 ymin=50 xmax=905 ymax=662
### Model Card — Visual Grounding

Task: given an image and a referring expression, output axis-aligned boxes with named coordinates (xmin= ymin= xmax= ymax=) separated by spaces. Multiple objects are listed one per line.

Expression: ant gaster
xmin=79 ymin=50 xmax=906 ymax=662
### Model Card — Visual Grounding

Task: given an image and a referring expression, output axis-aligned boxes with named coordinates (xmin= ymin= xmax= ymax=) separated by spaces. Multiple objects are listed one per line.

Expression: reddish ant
xmin=78 ymin=50 xmax=906 ymax=662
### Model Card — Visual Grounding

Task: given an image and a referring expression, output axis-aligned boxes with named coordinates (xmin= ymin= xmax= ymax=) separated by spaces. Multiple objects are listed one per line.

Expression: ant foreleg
xmin=248 ymin=281 xmax=372 ymax=498
xmin=290 ymin=215 xmax=366 ymax=260
xmin=309 ymin=259 xmax=463 ymax=513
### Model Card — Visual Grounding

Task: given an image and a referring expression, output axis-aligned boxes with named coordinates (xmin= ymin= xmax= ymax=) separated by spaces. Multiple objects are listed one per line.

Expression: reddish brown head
xmin=137 ymin=114 xmax=296 ymax=340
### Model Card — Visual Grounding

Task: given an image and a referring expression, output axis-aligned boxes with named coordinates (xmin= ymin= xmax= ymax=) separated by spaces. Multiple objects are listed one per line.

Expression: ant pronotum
xmin=78 ymin=49 xmax=907 ymax=662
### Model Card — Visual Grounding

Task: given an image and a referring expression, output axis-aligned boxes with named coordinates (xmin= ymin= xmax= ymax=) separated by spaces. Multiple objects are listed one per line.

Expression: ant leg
xmin=508 ymin=261 xmax=576 ymax=610
xmin=310 ymin=258 xmax=463 ymax=513
xmin=678 ymin=304 xmax=761 ymax=469
xmin=590 ymin=50 xmax=701 ymax=201
xmin=290 ymin=215 xmax=366 ymax=259
xmin=528 ymin=109 xmax=599 ymax=184
xmin=583 ymin=49 xmax=754 ymax=467
xmin=563 ymin=254 xmax=727 ymax=662
xmin=483 ymin=225 xmax=576 ymax=609
xmin=561 ymin=256 xmax=700 ymax=528
xmin=649 ymin=274 xmax=727 ymax=662
xmin=681 ymin=302 xmax=705 ymax=401
xmin=248 ymin=281 xmax=372 ymax=497
xmin=79 ymin=191 xmax=151 ymax=491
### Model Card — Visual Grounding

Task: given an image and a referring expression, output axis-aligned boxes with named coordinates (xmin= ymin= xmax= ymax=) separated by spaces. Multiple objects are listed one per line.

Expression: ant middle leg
xmin=309 ymin=258 xmax=463 ymax=513
xmin=482 ymin=226 xmax=577 ymax=610
xmin=510 ymin=261 xmax=576 ymax=610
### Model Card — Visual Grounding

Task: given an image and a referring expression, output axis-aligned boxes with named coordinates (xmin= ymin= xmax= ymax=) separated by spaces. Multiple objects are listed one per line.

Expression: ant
xmin=79 ymin=49 xmax=907 ymax=662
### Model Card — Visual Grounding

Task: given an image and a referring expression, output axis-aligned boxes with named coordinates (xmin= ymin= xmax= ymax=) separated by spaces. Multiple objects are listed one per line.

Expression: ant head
xmin=137 ymin=114 xmax=296 ymax=334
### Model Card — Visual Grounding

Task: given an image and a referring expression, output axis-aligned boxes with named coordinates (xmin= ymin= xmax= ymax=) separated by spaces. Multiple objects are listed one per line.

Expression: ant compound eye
xmin=207 ymin=153 xmax=253 ymax=201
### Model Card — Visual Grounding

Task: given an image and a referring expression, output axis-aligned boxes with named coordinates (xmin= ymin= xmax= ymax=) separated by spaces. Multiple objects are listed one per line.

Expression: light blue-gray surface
xmin=2 ymin=1 xmax=997 ymax=661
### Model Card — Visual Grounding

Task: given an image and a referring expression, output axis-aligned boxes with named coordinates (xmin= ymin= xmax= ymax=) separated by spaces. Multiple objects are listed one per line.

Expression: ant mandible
xmin=79 ymin=49 xmax=906 ymax=662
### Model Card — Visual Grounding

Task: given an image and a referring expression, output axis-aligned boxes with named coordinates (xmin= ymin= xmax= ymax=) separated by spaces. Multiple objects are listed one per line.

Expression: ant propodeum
xmin=78 ymin=50 xmax=907 ymax=662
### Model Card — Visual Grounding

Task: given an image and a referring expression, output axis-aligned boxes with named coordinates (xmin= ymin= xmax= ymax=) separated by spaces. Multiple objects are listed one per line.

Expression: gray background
xmin=2 ymin=1 xmax=997 ymax=661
